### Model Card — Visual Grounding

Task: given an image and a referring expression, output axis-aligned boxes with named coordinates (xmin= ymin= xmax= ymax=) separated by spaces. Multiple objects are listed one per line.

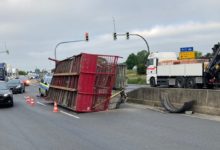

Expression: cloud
xmin=0 ymin=0 xmax=220 ymax=71
xmin=133 ymin=22 xmax=220 ymax=39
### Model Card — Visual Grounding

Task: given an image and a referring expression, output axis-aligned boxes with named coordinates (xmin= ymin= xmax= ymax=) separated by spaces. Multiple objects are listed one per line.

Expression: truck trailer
xmin=146 ymin=43 xmax=220 ymax=88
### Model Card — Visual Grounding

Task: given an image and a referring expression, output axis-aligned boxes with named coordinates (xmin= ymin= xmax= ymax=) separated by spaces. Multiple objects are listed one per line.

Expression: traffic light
xmin=126 ymin=32 xmax=129 ymax=40
xmin=113 ymin=32 xmax=117 ymax=40
xmin=85 ymin=32 xmax=89 ymax=41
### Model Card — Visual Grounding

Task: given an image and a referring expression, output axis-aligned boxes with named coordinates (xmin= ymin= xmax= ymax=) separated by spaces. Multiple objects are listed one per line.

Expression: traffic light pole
xmin=130 ymin=34 xmax=150 ymax=53
xmin=115 ymin=33 xmax=150 ymax=53
xmin=54 ymin=40 xmax=85 ymax=60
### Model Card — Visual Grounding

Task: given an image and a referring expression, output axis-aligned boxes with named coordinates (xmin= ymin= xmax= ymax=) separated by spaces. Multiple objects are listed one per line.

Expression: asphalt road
xmin=0 ymin=84 xmax=220 ymax=150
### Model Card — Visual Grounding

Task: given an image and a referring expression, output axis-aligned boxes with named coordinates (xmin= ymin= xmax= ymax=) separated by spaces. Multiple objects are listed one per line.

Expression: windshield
xmin=0 ymin=82 xmax=8 ymax=90
xmin=147 ymin=59 xmax=154 ymax=66
xmin=8 ymin=79 xmax=20 ymax=84
xmin=0 ymin=68 xmax=4 ymax=77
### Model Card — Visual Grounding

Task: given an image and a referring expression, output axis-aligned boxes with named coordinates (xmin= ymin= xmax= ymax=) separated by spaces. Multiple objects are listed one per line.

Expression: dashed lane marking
xmin=60 ymin=110 xmax=80 ymax=119
xmin=37 ymin=101 xmax=47 ymax=106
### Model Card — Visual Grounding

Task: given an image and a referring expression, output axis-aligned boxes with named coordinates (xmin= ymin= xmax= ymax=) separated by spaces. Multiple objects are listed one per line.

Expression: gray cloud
xmin=0 ymin=0 xmax=220 ymax=71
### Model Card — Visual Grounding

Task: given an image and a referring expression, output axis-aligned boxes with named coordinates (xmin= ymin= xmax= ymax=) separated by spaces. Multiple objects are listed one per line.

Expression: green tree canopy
xmin=136 ymin=50 xmax=149 ymax=74
xmin=194 ymin=51 xmax=202 ymax=59
xmin=126 ymin=53 xmax=137 ymax=70
xmin=18 ymin=70 xmax=27 ymax=75
xmin=137 ymin=50 xmax=149 ymax=64
xmin=125 ymin=50 xmax=149 ymax=74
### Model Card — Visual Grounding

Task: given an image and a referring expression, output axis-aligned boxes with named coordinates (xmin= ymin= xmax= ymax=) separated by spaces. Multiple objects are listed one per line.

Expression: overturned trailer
xmin=47 ymin=53 xmax=119 ymax=112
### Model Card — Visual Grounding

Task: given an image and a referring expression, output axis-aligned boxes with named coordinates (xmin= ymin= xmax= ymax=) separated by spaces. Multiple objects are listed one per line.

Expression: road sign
xmin=179 ymin=51 xmax=195 ymax=60
xmin=180 ymin=47 xmax=194 ymax=52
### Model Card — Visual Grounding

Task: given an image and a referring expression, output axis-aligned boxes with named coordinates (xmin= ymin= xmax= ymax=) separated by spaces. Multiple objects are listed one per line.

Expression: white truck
xmin=146 ymin=49 xmax=218 ymax=88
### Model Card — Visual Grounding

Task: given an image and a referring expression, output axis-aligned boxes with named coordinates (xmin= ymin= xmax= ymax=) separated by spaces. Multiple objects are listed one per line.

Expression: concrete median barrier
xmin=127 ymin=87 xmax=220 ymax=115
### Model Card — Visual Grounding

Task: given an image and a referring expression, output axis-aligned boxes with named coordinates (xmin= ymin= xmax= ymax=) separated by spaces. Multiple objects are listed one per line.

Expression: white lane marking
xmin=60 ymin=110 xmax=80 ymax=119
xmin=37 ymin=101 xmax=47 ymax=106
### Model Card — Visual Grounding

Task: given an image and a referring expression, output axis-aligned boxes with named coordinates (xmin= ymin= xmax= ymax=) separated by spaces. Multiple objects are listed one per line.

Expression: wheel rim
xmin=187 ymin=79 xmax=194 ymax=88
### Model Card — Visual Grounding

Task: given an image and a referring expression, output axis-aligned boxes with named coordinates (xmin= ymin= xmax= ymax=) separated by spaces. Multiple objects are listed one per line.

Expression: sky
xmin=0 ymin=0 xmax=220 ymax=71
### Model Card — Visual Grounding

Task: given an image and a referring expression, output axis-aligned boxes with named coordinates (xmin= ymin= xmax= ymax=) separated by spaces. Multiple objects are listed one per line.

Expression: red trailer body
xmin=47 ymin=53 xmax=119 ymax=112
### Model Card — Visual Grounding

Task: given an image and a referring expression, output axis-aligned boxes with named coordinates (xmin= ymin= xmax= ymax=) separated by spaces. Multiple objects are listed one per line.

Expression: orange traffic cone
xmin=25 ymin=96 xmax=31 ymax=104
xmin=30 ymin=98 xmax=35 ymax=106
xmin=53 ymin=101 xmax=59 ymax=112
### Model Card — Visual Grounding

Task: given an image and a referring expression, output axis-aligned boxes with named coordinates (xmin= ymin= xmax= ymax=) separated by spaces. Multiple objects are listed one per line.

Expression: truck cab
xmin=146 ymin=52 xmax=177 ymax=86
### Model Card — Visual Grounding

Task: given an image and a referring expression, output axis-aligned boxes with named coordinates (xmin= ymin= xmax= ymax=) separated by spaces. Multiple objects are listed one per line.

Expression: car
xmin=7 ymin=79 xmax=25 ymax=94
xmin=19 ymin=76 xmax=30 ymax=86
xmin=39 ymin=74 xmax=52 ymax=97
xmin=0 ymin=81 xmax=13 ymax=107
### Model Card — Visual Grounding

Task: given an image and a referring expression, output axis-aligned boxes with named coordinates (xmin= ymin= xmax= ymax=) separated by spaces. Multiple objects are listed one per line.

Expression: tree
xmin=136 ymin=50 xmax=149 ymax=74
xmin=195 ymin=51 xmax=202 ymax=59
xmin=35 ymin=68 xmax=40 ymax=74
xmin=137 ymin=64 xmax=146 ymax=74
xmin=126 ymin=53 xmax=138 ymax=69
xmin=137 ymin=50 xmax=149 ymax=64
xmin=18 ymin=70 xmax=27 ymax=75
xmin=203 ymin=53 xmax=212 ymax=58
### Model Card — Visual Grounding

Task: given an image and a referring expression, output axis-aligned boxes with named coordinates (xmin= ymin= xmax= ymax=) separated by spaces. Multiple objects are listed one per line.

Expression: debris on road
xmin=160 ymin=92 xmax=195 ymax=113
xmin=47 ymin=53 xmax=120 ymax=112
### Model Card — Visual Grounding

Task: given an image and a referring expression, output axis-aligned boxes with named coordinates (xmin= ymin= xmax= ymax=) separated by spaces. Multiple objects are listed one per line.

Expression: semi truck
xmin=146 ymin=43 xmax=220 ymax=88
xmin=0 ymin=63 xmax=8 ymax=81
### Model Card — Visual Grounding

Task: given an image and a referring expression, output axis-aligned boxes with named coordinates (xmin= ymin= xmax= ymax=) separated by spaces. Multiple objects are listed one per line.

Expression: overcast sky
xmin=0 ymin=0 xmax=220 ymax=71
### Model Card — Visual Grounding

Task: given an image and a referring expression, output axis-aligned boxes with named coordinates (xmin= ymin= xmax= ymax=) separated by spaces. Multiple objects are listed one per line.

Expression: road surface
xmin=0 ymin=83 xmax=220 ymax=150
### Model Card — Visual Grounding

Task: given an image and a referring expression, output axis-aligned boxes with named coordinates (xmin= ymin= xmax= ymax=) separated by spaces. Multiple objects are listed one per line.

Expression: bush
xmin=127 ymin=77 xmax=146 ymax=84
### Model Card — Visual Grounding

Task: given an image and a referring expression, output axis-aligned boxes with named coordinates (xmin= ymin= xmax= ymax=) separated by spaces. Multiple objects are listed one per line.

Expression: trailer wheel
xmin=207 ymin=84 xmax=214 ymax=89
xmin=150 ymin=77 xmax=156 ymax=87
xmin=186 ymin=78 xmax=196 ymax=88
xmin=175 ymin=77 xmax=185 ymax=88
xmin=196 ymin=84 xmax=203 ymax=89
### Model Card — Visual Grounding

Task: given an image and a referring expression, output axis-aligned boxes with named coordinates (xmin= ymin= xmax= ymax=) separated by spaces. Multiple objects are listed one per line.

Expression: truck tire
xmin=150 ymin=77 xmax=156 ymax=87
xmin=186 ymin=77 xmax=196 ymax=88
xmin=196 ymin=84 xmax=203 ymax=89
xmin=207 ymin=84 xmax=214 ymax=89
xmin=175 ymin=77 xmax=185 ymax=88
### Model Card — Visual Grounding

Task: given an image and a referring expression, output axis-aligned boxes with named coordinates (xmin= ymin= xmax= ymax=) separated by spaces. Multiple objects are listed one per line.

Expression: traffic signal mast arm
xmin=54 ymin=40 xmax=85 ymax=60
xmin=113 ymin=32 xmax=150 ymax=53
xmin=54 ymin=32 xmax=89 ymax=60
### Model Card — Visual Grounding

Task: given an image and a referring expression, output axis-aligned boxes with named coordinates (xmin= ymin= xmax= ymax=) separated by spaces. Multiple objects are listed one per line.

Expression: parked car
xmin=7 ymin=79 xmax=25 ymax=94
xmin=19 ymin=76 xmax=30 ymax=86
xmin=0 ymin=81 xmax=13 ymax=107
